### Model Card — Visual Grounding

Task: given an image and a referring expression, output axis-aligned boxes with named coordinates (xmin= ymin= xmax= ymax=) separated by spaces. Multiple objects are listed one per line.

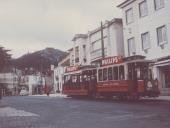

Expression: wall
xmin=122 ymin=0 xmax=170 ymax=59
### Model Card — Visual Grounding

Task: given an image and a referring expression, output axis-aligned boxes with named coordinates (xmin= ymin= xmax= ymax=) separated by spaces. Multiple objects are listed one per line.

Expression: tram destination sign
xmin=65 ymin=66 xmax=79 ymax=73
xmin=101 ymin=56 xmax=123 ymax=66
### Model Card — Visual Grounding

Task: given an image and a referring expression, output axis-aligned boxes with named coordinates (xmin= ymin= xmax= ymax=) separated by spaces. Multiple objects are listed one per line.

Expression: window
xmin=83 ymin=45 xmax=86 ymax=62
xmin=91 ymin=41 xmax=101 ymax=51
xmin=83 ymin=45 xmax=86 ymax=55
xmin=113 ymin=67 xmax=118 ymax=80
xmin=139 ymin=0 xmax=148 ymax=17
xmin=128 ymin=38 xmax=136 ymax=56
xmin=119 ymin=66 xmax=125 ymax=80
xmin=103 ymin=68 xmax=108 ymax=81
xmin=154 ymin=0 xmax=164 ymax=10
xmin=126 ymin=8 xmax=133 ymax=24
xmin=75 ymin=46 xmax=79 ymax=63
xmin=157 ymin=25 xmax=167 ymax=46
xmin=98 ymin=69 xmax=103 ymax=81
xmin=141 ymin=32 xmax=150 ymax=50
xmin=108 ymin=67 xmax=113 ymax=80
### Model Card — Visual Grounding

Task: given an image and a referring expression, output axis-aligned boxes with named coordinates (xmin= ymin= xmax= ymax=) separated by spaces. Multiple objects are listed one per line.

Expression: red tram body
xmin=62 ymin=55 xmax=160 ymax=100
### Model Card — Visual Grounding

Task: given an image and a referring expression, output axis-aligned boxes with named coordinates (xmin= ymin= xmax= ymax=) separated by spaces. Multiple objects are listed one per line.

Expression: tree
xmin=0 ymin=46 xmax=11 ymax=97
xmin=0 ymin=46 xmax=11 ymax=72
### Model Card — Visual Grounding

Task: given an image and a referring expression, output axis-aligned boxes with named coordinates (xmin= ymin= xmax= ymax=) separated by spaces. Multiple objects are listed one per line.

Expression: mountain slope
xmin=12 ymin=48 xmax=68 ymax=71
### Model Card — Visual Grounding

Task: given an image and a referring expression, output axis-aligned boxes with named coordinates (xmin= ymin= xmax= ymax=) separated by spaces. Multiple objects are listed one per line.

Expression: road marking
xmin=0 ymin=107 xmax=39 ymax=117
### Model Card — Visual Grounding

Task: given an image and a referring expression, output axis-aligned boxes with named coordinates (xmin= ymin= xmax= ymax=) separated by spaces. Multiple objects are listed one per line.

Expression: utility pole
xmin=101 ymin=21 xmax=105 ymax=58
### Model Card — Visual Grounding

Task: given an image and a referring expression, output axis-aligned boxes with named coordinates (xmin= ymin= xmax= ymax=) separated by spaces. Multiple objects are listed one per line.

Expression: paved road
xmin=0 ymin=96 xmax=170 ymax=128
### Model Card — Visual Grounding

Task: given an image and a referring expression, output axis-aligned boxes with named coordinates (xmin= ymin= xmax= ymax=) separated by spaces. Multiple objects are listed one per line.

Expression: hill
xmin=12 ymin=48 xmax=68 ymax=71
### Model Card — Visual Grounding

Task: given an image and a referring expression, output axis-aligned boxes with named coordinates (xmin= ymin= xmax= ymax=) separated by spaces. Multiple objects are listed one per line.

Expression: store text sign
xmin=65 ymin=66 xmax=79 ymax=73
xmin=101 ymin=56 xmax=123 ymax=66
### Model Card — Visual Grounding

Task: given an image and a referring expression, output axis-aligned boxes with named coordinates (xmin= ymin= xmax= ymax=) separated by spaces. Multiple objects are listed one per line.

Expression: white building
xmin=118 ymin=0 xmax=170 ymax=95
xmin=72 ymin=34 xmax=89 ymax=66
xmin=71 ymin=18 xmax=124 ymax=66
xmin=89 ymin=18 xmax=124 ymax=65
xmin=54 ymin=66 xmax=65 ymax=93
xmin=53 ymin=53 xmax=70 ymax=93
xmin=0 ymin=73 xmax=19 ymax=95
xmin=20 ymin=74 xmax=45 ymax=95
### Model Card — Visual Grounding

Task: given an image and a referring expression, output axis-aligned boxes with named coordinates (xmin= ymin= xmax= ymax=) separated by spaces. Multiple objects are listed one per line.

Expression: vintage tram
xmin=63 ymin=65 xmax=97 ymax=98
xmin=62 ymin=55 xmax=160 ymax=99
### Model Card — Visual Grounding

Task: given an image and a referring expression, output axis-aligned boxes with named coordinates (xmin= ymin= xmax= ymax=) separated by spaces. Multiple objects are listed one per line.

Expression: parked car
xmin=20 ymin=89 xmax=29 ymax=96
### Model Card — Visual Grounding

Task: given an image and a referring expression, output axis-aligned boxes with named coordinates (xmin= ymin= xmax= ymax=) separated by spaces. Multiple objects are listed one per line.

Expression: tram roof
xmin=64 ymin=65 xmax=97 ymax=75
xmin=124 ymin=59 xmax=153 ymax=64
xmin=64 ymin=70 xmax=82 ymax=75
xmin=99 ymin=55 xmax=153 ymax=68
xmin=123 ymin=55 xmax=153 ymax=63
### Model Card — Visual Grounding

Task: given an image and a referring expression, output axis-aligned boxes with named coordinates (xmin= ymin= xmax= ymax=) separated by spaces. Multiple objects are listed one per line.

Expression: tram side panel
xmin=95 ymin=61 xmax=160 ymax=98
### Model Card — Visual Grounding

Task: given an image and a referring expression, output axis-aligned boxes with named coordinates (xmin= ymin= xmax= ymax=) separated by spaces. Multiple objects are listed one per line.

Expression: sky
xmin=0 ymin=0 xmax=124 ymax=58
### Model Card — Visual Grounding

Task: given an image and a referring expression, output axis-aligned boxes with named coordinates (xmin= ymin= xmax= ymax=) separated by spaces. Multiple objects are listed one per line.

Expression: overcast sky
xmin=0 ymin=0 xmax=124 ymax=58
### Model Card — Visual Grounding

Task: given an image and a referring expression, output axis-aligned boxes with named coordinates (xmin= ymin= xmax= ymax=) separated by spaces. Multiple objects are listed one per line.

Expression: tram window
xmin=128 ymin=64 xmax=133 ymax=80
xmin=98 ymin=69 xmax=103 ymax=81
xmin=92 ymin=69 xmax=97 ymax=76
xmin=64 ymin=75 xmax=71 ymax=85
xmin=137 ymin=67 xmax=141 ymax=79
xmin=108 ymin=67 xmax=113 ymax=80
xmin=72 ymin=75 xmax=76 ymax=83
xmin=148 ymin=69 xmax=153 ymax=80
xmin=140 ymin=65 xmax=148 ymax=80
xmin=76 ymin=75 xmax=80 ymax=86
xmin=113 ymin=67 xmax=118 ymax=80
xmin=63 ymin=76 xmax=67 ymax=85
xmin=103 ymin=68 xmax=108 ymax=81
xmin=80 ymin=75 xmax=82 ymax=83
xmin=119 ymin=66 xmax=125 ymax=80
xmin=64 ymin=76 xmax=67 ymax=83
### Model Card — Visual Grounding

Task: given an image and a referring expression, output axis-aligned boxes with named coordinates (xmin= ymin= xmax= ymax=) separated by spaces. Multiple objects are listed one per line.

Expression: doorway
xmin=158 ymin=65 xmax=170 ymax=88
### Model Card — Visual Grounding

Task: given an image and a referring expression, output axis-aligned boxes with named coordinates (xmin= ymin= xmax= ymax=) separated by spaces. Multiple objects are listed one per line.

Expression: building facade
xmin=19 ymin=74 xmax=45 ymax=95
xmin=53 ymin=53 xmax=70 ymax=93
xmin=0 ymin=73 xmax=19 ymax=95
xmin=53 ymin=18 xmax=125 ymax=93
xmin=54 ymin=66 xmax=65 ymax=93
xmin=118 ymin=0 xmax=170 ymax=95
xmin=71 ymin=18 xmax=124 ymax=66
xmin=89 ymin=19 xmax=124 ymax=65
xmin=72 ymin=34 xmax=89 ymax=66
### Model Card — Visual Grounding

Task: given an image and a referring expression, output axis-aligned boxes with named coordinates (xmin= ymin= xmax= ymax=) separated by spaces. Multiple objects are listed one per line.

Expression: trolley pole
xmin=101 ymin=21 xmax=105 ymax=59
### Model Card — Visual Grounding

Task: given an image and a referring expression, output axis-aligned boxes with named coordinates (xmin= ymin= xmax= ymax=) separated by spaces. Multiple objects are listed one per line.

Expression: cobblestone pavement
xmin=0 ymin=96 xmax=170 ymax=128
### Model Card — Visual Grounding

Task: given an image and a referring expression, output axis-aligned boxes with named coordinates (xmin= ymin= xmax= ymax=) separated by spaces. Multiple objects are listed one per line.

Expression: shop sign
xmin=101 ymin=56 xmax=123 ymax=66
xmin=65 ymin=66 xmax=79 ymax=73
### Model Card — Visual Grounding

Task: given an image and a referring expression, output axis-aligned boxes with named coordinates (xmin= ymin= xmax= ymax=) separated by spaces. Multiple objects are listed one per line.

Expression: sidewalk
xmin=155 ymin=96 xmax=170 ymax=101
xmin=142 ymin=96 xmax=170 ymax=101
xmin=29 ymin=93 xmax=67 ymax=98
xmin=29 ymin=94 xmax=170 ymax=101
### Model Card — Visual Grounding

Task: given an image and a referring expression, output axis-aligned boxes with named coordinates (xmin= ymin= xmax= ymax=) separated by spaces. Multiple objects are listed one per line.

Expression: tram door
xmin=128 ymin=63 xmax=138 ymax=92
xmin=82 ymin=69 xmax=97 ymax=95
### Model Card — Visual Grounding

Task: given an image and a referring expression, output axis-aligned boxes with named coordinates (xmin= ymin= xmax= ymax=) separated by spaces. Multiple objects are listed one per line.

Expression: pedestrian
xmin=46 ymin=86 xmax=50 ymax=96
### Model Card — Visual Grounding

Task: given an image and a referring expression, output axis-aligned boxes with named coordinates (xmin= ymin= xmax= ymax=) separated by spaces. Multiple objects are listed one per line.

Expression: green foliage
xmin=0 ymin=46 xmax=11 ymax=72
